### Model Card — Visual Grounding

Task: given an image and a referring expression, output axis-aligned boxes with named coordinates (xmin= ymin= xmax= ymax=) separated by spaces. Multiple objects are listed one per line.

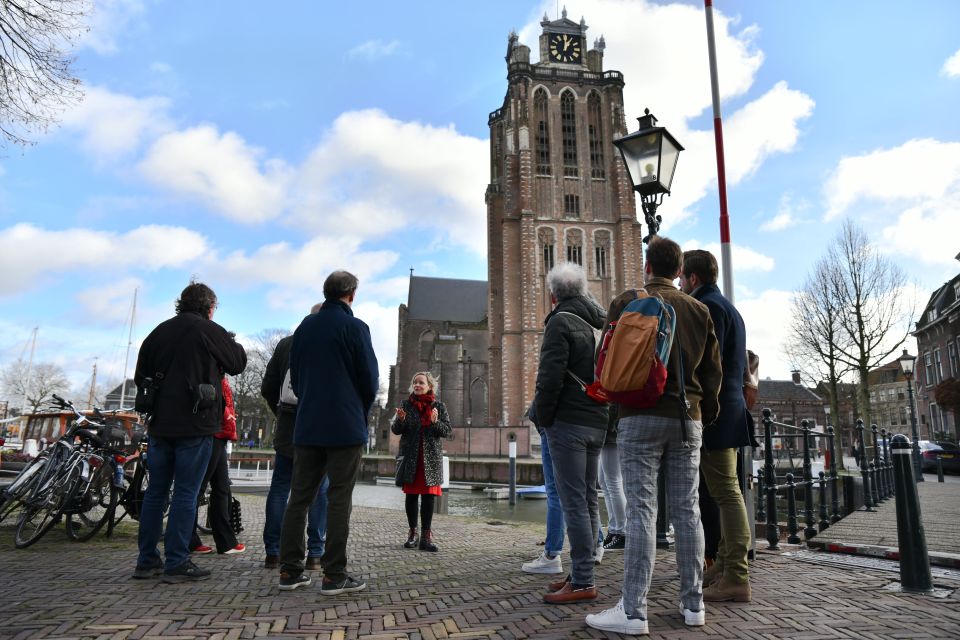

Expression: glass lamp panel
xmin=617 ymin=131 xmax=662 ymax=192
xmin=659 ymin=136 xmax=681 ymax=192
xmin=900 ymin=352 xmax=916 ymax=375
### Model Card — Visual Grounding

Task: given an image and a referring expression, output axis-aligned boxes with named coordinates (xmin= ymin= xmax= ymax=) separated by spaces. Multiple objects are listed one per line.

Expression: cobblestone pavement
xmin=2 ymin=494 xmax=959 ymax=640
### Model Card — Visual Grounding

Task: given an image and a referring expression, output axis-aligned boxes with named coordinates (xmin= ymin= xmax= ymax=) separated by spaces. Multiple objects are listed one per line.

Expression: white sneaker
xmin=680 ymin=603 xmax=705 ymax=626
xmin=594 ymin=541 xmax=605 ymax=565
xmin=521 ymin=551 xmax=563 ymax=574
xmin=586 ymin=599 xmax=648 ymax=635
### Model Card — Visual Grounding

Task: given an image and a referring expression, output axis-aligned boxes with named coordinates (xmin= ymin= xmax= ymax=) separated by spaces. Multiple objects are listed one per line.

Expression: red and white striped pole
xmin=704 ymin=0 xmax=734 ymax=302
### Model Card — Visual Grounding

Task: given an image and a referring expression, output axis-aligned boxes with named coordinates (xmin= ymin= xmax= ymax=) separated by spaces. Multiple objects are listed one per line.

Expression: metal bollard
xmin=827 ymin=426 xmax=841 ymax=523
xmin=857 ymin=420 xmax=874 ymax=511
xmin=937 ymin=456 xmax=945 ymax=483
xmin=881 ymin=429 xmax=894 ymax=499
xmin=763 ymin=409 xmax=779 ymax=549
xmin=802 ymin=420 xmax=817 ymax=540
xmin=786 ymin=473 xmax=801 ymax=544
xmin=818 ymin=471 xmax=829 ymax=532
xmin=872 ymin=424 xmax=886 ymax=501
xmin=508 ymin=440 xmax=517 ymax=505
xmin=756 ymin=469 xmax=765 ymax=522
xmin=889 ymin=434 xmax=933 ymax=592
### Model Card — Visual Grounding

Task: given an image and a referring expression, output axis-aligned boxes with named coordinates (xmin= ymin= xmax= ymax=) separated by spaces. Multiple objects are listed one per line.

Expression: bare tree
xmin=0 ymin=0 xmax=89 ymax=148
xmin=1 ymin=359 xmax=71 ymax=413
xmin=229 ymin=328 xmax=288 ymax=445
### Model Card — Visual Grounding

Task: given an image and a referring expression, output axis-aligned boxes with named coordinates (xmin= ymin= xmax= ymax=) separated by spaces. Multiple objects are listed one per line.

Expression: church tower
xmin=486 ymin=10 xmax=644 ymax=428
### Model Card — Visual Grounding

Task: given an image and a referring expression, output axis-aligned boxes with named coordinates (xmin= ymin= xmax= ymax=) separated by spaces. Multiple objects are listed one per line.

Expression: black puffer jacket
xmin=391 ymin=398 xmax=452 ymax=486
xmin=534 ymin=295 xmax=609 ymax=430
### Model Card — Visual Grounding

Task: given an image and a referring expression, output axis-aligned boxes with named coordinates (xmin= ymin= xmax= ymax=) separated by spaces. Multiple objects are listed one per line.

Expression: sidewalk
xmin=1 ymin=495 xmax=959 ymax=639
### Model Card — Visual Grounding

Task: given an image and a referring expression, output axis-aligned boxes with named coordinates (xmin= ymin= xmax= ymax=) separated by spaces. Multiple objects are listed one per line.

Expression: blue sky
xmin=1 ymin=0 xmax=958 ymax=403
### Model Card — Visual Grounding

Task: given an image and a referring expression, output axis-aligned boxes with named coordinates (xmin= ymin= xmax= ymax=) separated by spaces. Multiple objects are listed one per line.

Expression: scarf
xmin=409 ymin=392 xmax=436 ymax=428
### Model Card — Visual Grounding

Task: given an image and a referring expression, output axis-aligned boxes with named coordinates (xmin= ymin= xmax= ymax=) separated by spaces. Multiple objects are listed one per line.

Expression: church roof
xmin=407 ymin=276 xmax=487 ymax=323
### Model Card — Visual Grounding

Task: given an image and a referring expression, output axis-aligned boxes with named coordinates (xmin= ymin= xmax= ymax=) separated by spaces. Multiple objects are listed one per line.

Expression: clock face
xmin=548 ymin=33 xmax=582 ymax=63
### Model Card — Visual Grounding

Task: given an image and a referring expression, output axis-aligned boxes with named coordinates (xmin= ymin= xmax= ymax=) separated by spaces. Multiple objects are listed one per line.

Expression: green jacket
xmin=615 ymin=278 xmax=722 ymax=425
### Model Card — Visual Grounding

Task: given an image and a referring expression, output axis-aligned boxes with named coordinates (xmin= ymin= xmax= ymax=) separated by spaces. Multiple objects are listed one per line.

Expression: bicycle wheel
xmin=67 ymin=462 xmax=118 ymax=541
xmin=120 ymin=457 xmax=147 ymax=521
xmin=0 ymin=455 xmax=48 ymax=524
xmin=15 ymin=461 xmax=81 ymax=548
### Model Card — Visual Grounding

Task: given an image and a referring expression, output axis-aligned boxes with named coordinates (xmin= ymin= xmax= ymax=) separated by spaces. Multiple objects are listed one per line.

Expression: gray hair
xmin=546 ymin=262 xmax=588 ymax=300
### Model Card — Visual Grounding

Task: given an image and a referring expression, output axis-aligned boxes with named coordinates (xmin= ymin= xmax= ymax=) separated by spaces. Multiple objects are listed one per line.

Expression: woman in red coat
xmin=191 ymin=377 xmax=244 ymax=554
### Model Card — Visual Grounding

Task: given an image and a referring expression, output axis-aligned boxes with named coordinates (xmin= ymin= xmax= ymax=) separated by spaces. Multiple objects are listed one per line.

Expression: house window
xmin=534 ymin=89 xmax=551 ymax=175
xmin=566 ymin=244 xmax=582 ymax=265
xmin=561 ymin=91 xmax=578 ymax=177
xmin=925 ymin=352 xmax=934 ymax=387
xmin=564 ymin=194 xmax=580 ymax=217
xmin=595 ymin=245 xmax=608 ymax=278
xmin=587 ymin=93 xmax=605 ymax=179
xmin=542 ymin=243 xmax=555 ymax=272
xmin=950 ymin=342 xmax=958 ymax=378
xmin=935 ymin=349 xmax=943 ymax=384
xmin=900 ymin=406 xmax=907 ymax=425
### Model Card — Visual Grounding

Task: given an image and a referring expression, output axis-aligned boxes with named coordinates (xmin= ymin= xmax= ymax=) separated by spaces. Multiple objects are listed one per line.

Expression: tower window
xmin=561 ymin=91 xmax=578 ymax=177
xmin=542 ymin=243 xmax=555 ymax=272
xmin=566 ymin=244 xmax=582 ymax=265
xmin=588 ymin=93 xmax=605 ymax=179
xmin=595 ymin=245 xmax=608 ymax=277
xmin=535 ymin=89 xmax=551 ymax=175
xmin=564 ymin=194 xmax=580 ymax=217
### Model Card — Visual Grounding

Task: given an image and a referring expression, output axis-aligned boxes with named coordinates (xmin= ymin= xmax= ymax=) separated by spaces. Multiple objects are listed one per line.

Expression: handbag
xmin=394 ymin=455 xmax=405 ymax=487
xmin=134 ymin=374 xmax=162 ymax=413
xmin=229 ymin=496 xmax=244 ymax=534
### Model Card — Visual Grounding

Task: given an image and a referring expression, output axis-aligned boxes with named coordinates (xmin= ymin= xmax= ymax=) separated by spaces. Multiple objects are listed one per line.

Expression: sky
xmin=1 ymin=0 xmax=959 ymax=406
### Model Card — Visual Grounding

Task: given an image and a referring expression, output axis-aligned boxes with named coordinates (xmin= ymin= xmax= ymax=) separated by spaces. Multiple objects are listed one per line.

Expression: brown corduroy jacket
xmin=609 ymin=277 xmax=722 ymax=425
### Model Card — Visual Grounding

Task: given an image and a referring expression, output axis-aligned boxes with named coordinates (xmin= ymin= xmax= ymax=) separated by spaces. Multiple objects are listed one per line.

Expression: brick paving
xmin=2 ymin=494 xmax=959 ymax=640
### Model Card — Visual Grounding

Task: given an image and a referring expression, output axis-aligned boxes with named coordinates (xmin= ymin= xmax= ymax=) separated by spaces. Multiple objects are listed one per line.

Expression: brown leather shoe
xmin=264 ymin=555 xmax=279 ymax=569
xmin=543 ymin=582 xmax=598 ymax=604
xmin=547 ymin=575 xmax=570 ymax=592
xmin=703 ymin=577 xmax=752 ymax=602
xmin=305 ymin=556 xmax=322 ymax=571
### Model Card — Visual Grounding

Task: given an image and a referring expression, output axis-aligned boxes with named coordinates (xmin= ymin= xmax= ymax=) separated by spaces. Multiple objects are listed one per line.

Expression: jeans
xmin=263 ymin=452 xmax=328 ymax=558
xmin=280 ymin=444 xmax=362 ymax=580
xmin=599 ymin=442 xmax=627 ymax=535
xmin=137 ymin=435 xmax=213 ymax=571
xmin=619 ymin=415 xmax=703 ymax=619
xmin=539 ymin=427 xmax=565 ymax=557
xmin=700 ymin=447 xmax=750 ymax=583
xmin=546 ymin=421 xmax=605 ymax=586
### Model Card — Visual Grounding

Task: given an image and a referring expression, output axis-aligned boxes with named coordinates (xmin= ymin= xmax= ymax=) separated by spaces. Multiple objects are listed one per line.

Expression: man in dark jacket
xmin=260 ymin=305 xmax=329 ymax=570
xmin=132 ymin=281 xmax=246 ymax=582
xmin=681 ymin=249 xmax=753 ymax=602
xmin=535 ymin=262 xmax=609 ymax=605
xmin=587 ymin=237 xmax=721 ymax=635
xmin=278 ymin=271 xmax=379 ymax=594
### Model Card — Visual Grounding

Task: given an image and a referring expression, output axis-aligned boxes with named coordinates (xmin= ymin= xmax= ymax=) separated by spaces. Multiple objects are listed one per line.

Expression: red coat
xmin=215 ymin=378 xmax=237 ymax=441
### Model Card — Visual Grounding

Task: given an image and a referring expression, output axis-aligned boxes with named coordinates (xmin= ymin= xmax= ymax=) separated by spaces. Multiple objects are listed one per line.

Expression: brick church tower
xmin=486 ymin=11 xmax=645 ymax=428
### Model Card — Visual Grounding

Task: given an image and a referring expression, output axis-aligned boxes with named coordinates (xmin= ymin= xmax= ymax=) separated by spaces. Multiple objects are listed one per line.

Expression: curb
xmin=807 ymin=539 xmax=960 ymax=569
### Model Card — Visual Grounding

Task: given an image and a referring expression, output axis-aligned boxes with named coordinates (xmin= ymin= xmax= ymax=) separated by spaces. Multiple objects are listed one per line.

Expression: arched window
xmin=418 ymin=330 xmax=435 ymax=362
xmin=566 ymin=229 xmax=583 ymax=266
xmin=588 ymin=92 xmax=605 ymax=179
xmin=538 ymin=227 xmax=555 ymax=273
xmin=534 ymin=89 xmax=551 ymax=175
xmin=561 ymin=90 xmax=578 ymax=177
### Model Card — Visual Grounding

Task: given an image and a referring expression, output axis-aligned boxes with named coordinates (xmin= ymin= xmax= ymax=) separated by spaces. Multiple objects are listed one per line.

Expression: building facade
xmin=486 ymin=12 xmax=645 ymax=429
xmin=913 ymin=271 xmax=960 ymax=441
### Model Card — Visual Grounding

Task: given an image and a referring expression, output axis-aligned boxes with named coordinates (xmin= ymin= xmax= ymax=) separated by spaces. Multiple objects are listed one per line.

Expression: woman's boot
xmin=403 ymin=528 xmax=418 ymax=549
xmin=419 ymin=529 xmax=438 ymax=552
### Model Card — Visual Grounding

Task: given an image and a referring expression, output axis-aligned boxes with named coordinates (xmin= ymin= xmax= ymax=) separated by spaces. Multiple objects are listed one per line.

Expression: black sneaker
xmin=320 ymin=575 xmax=366 ymax=595
xmin=278 ymin=571 xmax=311 ymax=591
xmin=131 ymin=564 xmax=163 ymax=579
xmin=601 ymin=532 xmax=615 ymax=547
xmin=603 ymin=534 xmax=626 ymax=551
xmin=162 ymin=560 xmax=211 ymax=583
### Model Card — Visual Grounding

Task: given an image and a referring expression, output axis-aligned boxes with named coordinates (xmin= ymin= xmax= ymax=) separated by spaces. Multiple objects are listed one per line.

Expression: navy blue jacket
xmin=289 ymin=299 xmax=379 ymax=447
xmin=692 ymin=283 xmax=753 ymax=450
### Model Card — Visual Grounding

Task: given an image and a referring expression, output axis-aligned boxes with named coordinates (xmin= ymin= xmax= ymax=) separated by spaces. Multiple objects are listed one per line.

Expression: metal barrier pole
xmin=818 ymin=471 xmax=829 ymax=532
xmin=857 ymin=420 xmax=874 ymax=511
xmin=881 ymin=429 xmax=893 ymax=498
xmin=756 ymin=469 xmax=765 ymax=522
xmin=872 ymin=424 xmax=886 ymax=501
xmin=890 ymin=434 xmax=933 ymax=593
xmin=508 ymin=440 xmax=517 ymax=505
xmin=802 ymin=420 xmax=816 ymax=540
xmin=827 ymin=426 xmax=841 ymax=523
xmin=786 ymin=473 xmax=800 ymax=544
xmin=763 ymin=409 xmax=779 ymax=549
xmin=936 ymin=456 xmax=945 ymax=483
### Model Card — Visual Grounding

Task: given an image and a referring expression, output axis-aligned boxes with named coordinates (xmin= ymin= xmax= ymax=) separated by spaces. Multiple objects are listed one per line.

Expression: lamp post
xmin=899 ymin=349 xmax=923 ymax=482
xmin=613 ymin=109 xmax=684 ymax=243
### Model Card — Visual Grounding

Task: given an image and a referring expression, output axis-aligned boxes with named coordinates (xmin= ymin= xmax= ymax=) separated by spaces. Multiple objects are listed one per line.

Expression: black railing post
xmin=763 ymin=409 xmax=779 ymax=549
xmin=802 ymin=420 xmax=817 ymax=540
xmin=818 ymin=471 xmax=829 ymax=531
xmin=890 ymin=434 xmax=933 ymax=592
xmin=756 ymin=469 xmax=765 ymax=522
xmin=827 ymin=426 xmax=841 ymax=523
xmin=786 ymin=472 xmax=801 ymax=544
xmin=872 ymin=424 xmax=886 ymax=501
xmin=857 ymin=420 xmax=874 ymax=511
xmin=881 ymin=429 xmax=894 ymax=498
xmin=937 ymin=456 xmax=945 ymax=483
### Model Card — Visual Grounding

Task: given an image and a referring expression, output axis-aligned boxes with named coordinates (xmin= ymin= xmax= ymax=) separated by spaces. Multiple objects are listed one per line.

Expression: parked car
xmin=918 ymin=440 xmax=960 ymax=474
xmin=933 ymin=441 xmax=960 ymax=474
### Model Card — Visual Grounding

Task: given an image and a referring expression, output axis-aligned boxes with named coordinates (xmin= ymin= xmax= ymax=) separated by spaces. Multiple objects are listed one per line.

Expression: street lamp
xmin=898 ymin=349 xmax=923 ymax=482
xmin=613 ymin=108 xmax=684 ymax=243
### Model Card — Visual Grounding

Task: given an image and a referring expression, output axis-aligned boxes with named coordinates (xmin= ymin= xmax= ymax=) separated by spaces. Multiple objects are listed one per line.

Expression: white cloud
xmin=941 ymin=48 xmax=960 ymax=77
xmin=347 ymin=39 xmax=402 ymax=60
xmin=0 ymin=224 xmax=209 ymax=296
xmin=60 ymin=86 xmax=172 ymax=159
xmin=139 ymin=125 xmax=293 ymax=224
xmin=293 ymin=109 xmax=488 ymax=252
xmin=81 ymin=0 xmax=148 ymax=55
xmin=878 ymin=186 xmax=960 ymax=268
xmin=759 ymin=193 xmax=807 ymax=231
xmin=353 ymin=301 xmax=401 ymax=388
xmin=735 ymin=289 xmax=798 ymax=380
xmin=683 ymin=240 xmax=776 ymax=273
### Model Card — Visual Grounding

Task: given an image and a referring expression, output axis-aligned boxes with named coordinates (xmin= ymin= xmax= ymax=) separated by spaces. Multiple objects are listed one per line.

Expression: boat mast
xmin=119 ymin=288 xmax=137 ymax=410
xmin=21 ymin=327 xmax=38 ymax=414
xmin=87 ymin=359 xmax=98 ymax=410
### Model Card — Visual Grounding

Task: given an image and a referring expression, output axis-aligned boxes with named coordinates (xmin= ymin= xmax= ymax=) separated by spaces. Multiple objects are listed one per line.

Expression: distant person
xmin=534 ymin=263 xmax=609 ymax=605
xmin=278 ymin=271 xmax=379 ymax=594
xmin=681 ymin=249 xmax=753 ymax=602
xmin=260 ymin=305 xmax=329 ymax=571
xmin=190 ymin=377 xmax=245 ymax=555
xmin=132 ymin=280 xmax=246 ymax=582
xmin=586 ymin=237 xmax=721 ymax=634
xmin=392 ymin=371 xmax=452 ymax=552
